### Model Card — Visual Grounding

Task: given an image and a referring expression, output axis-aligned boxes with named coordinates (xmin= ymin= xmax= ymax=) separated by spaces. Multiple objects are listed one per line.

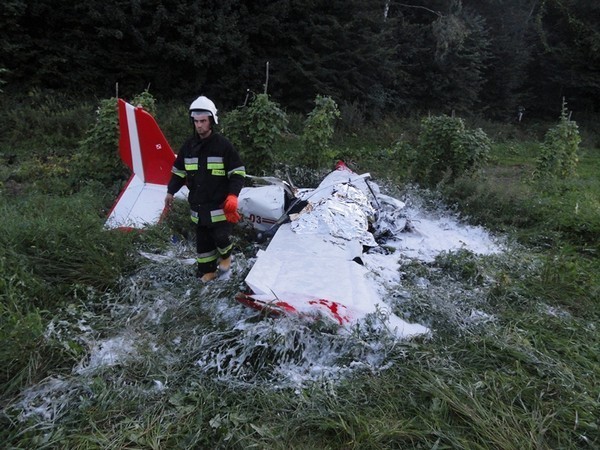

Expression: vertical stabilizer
xmin=106 ymin=100 xmax=183 ymax=229
xmin=117 ymin=99 xmax=175 ymax=185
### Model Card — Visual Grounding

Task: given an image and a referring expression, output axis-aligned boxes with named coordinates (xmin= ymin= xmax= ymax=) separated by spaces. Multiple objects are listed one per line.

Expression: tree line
xmin=1 ymin=0 xmax=598 ymax=119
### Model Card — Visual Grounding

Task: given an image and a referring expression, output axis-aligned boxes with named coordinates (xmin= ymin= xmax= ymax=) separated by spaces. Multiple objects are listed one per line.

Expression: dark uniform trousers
xmin=196 ymin=222 xmax=233 ymax=276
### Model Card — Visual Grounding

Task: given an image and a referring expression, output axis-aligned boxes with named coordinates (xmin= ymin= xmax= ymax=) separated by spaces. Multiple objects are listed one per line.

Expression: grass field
xmin=0 ymin=93 xmax=598 ymax=449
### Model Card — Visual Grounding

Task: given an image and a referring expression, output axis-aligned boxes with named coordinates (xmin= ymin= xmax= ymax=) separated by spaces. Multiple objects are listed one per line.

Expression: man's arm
xmin=225 ymin=144 xmax=246 ymax=196
xmin=165 ymin=150 xmax=187 ymax=206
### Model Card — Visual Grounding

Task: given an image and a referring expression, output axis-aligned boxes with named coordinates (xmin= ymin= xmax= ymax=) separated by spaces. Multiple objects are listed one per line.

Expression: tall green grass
xmin=0 ymin=188 xmax=137 ymax=397
xmin=0 ymin=89 xmax=94 ymax=153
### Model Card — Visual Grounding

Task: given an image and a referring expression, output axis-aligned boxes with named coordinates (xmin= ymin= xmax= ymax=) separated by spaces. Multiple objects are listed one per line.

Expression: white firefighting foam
xmin=9 ymin=181 xmax=504 ymax=425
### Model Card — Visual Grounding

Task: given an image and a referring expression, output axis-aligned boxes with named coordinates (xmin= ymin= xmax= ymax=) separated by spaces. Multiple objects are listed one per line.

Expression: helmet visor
xmin=190 ymin=109 xmax=213 ymax=118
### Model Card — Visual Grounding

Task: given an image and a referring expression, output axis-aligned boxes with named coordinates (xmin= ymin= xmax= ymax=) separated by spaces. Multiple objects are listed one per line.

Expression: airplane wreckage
xmin=107 ymin=100 xmax=500 ymax=338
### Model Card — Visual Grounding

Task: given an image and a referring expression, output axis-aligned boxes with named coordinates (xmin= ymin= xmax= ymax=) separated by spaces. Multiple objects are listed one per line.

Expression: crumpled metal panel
xmin=291 ymin=183 xmax=378 ymax=247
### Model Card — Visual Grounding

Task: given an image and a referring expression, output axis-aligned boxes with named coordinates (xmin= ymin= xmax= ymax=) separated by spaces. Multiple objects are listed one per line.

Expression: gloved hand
xmin=223 ymin=194 xmax=240 ymax=223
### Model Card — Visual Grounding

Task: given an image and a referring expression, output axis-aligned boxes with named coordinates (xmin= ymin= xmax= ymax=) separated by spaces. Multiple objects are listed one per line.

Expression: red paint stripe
xmin=308 ymin=299 xmax=350 ymax=325
xmin=235 ymin=292 xmax=351 ymax=326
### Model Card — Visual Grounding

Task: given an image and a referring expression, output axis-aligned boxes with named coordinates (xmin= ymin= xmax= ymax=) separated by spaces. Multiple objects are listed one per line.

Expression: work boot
xmin=199 ymin=271 xmax=218 ymax=283
xmin=218 ymin=256 xmax=232 ymax=273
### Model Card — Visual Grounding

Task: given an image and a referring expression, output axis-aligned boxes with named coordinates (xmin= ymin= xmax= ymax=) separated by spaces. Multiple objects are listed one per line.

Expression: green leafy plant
xmin=413 ymin=114 xmax=491 ymax=186
xmin=221 ymin=93 xmax=288 ymax=175
xmin=70 ymin=97 xmax=123 ymax=188
xmin=301 ymin=95 xmax=341 ymax=170
xmin=535 ymin=98 xmax=581 ymax=180
xmin=131 ymin=89 xmax=157 ymax=117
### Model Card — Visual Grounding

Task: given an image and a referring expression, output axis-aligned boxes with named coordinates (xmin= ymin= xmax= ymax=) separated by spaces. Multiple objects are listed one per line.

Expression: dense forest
xmin=1 ymin=0 xmax=599 ymax=119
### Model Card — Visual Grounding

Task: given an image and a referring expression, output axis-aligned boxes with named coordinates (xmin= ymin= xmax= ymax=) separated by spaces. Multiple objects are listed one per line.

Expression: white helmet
xmin=189 ymin=96 xmax=219 ymax=124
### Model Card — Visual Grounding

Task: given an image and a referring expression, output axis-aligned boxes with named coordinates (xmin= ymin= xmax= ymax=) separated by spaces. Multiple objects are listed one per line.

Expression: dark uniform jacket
xmin=167 ymin=132 xmax=246 ymax=226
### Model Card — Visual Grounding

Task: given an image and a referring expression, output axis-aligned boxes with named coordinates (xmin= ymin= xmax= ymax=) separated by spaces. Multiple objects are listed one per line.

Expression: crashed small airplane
xmin=108 ymin=99 xmax=429 ymax=338
xmin=235 ymin=163 xmax=432 ymax=338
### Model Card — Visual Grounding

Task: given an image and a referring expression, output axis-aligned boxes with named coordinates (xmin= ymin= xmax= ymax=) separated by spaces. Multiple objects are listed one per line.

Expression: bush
xmin=69 ymin=97 xmax=125 ymax=190
xmin=221 ymin=93 xmax=288 ymax=175
xmin=301 ymin=95 xmax=341 ymax=170
xmin=535 ymin=99 xmax=581 ymax=180
xmin=413 ymin=114 xmax=491 ymax=186
xmin=130 ymin=90 xmax=157 ymax=117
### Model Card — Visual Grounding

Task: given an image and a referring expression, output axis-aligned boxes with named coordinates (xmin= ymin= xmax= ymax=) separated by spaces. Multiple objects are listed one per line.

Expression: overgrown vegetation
xmin=300 ymin=95 xmax=341 ymax=169
xmin=221 ymin=93 xmax=289 ymax=175
xmin=1 ymin=91 xmax=598 ymax=449
xmin=413 ymin=114 xmax=491 ymax=187
xmin=535 ymin=98 xmax=581 ymax=180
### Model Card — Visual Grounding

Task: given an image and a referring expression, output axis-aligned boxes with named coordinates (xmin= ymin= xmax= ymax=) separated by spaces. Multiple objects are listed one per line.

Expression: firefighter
xmin=165 ymin=96 xmax=246 ymax=282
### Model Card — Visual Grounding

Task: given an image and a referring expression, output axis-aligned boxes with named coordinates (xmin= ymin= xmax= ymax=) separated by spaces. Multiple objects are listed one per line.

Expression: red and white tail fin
xmin=105 ymin=99 xmax=186 ymax=230
xmin=117 ymin=99 xmax=175 ymax=185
